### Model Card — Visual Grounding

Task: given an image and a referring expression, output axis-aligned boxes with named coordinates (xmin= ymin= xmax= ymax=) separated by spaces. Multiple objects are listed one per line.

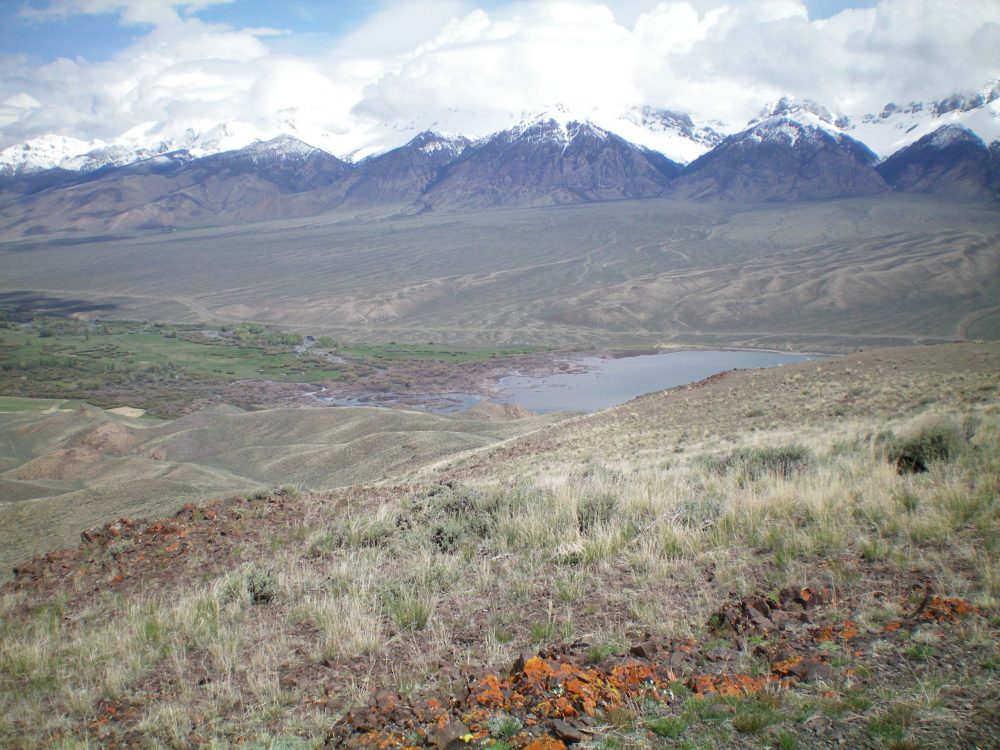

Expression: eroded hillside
xmin=2 ymin=343 xmax=998 ymax=748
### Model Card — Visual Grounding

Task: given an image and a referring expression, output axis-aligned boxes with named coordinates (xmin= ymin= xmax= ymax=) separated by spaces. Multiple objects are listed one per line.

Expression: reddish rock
xmin=431 ymin=719 xmax=471 ymax=749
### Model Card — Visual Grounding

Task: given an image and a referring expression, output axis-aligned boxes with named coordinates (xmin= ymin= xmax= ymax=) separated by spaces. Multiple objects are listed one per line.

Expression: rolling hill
xmin=0 ymin=399 xmax=562 ymax=575
xmin=1 ymin=196 xmax=997 ymax=353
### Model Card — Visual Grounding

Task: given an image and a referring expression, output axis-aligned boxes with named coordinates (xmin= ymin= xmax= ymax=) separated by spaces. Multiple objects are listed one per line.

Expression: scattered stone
xmin=772 ymin=655 xmax=833 ymax=682
xmin=688 ymin=672 xmax=770 ymax=696
xmin=549 ymin=719 xmax=585 ymax=743
xmin=348 ymin=709 xmax=373 ymax=733
xmin=374 ymin=690 xmax=398 ymax=710
xmin=432 ymin=719 xmax=471 ymax=749
xmin=630 ymin=641 xmax=657 ymax=659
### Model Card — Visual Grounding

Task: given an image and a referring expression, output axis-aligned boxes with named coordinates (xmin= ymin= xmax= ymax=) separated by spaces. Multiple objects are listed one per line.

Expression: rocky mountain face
xmin=182 ymin=135 xmax=352 ymax=194
xmin=0 ymin=120 xmax=685 ymax=235
xmin=876 ymin=125 xmax=995 ymax=199
xmin=0 ymin=136 xmax=351 ymax=235
xmin=670 ymin=117 xmax=886 ymax=202
xmin=990 ymin=140 xmax=1000 ymax=196
xmin=421 ymin=118 xmax=680 ymax=209
xmin=334 ymin=132 xmax=471 ymax=207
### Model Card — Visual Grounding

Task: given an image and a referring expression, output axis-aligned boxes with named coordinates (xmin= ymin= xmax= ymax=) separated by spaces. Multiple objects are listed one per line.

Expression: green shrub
xmin=381 ymin=585 xmax=434 ymax=631
xmin=713 ymin=445 xmax=811 ymax=481
xmin=332 ymin=516 xmax=397 ymax=548
xmin=585 ymin=635 xmax=626 ymax=664
xmin=875 ymin=417 xmax=963 ymax=473
xmin=731 ymin=701 xmax=780 ymax=734
xmin=647 ymin=715 xmax=688 ymax=737
xmin=867 ymin=703 xmax=914 ymax=744
xmin=488 ymin=713 xmax=523 ymax=740
xmin=577 ymin=491 xmax=618 ymax=531
xmin=246 ymin=567 xmax=278 ymax=604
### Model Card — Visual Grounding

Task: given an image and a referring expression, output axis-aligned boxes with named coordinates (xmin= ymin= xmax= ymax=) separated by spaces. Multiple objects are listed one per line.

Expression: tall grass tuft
xmin=874 ymin=415 xmax=964 ymax=473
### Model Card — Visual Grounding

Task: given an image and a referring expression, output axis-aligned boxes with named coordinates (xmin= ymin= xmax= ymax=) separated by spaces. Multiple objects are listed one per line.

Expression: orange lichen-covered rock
xmin=920 ymin=596 xmax=977 ymax=622
xmin=771 ymin=655 xmax=804 ymax=676
xmin=523 ymin=737 xmax=567 ymax=750
xmin=472 ymin=674 xmax=505 ymax=707
xmin=687 ymin=673 xmax=771 ymax=697
xmin=522 ymin=656 xmax=554 ymax=683
xmin=563 ymin=677 xmax=599 ymax=716
xmin=771 ymin=655 xmax=833 ymax=682
xmin=812 ymin=620 xmax=859 ymax=643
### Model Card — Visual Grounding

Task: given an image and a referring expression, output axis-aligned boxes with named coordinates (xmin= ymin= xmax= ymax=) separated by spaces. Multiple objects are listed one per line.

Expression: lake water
xmin=496 ymin=349 xmax=823 ymax=414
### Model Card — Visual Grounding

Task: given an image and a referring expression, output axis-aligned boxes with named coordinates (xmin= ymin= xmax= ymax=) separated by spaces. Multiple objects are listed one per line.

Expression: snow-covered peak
xmin=498 ymin=108 xmax=613 ymax=146
xmin=0 ymin=121 xmax=268 ymax=176
xmin=740 ymin=115 xmax=837 ymax=146
xmin=758 ymin=96 xmax=850 ymax=129
xmin=924 ymin=123 xmax=986 ymax=149
xmin=233 ymin=134 xmax=320 ymax=161
xmin=720 ymin=115 xmax=878 ymax=167
xmin=932 ymin=80 xmax=1000 ymax=116
xmin=405 ymin=131 xmax=470 ymax=157
xmin=0 ymin=119 xmax=345 ymax=177
xmin=114 ymin=120 xmax=262 ymax=160
xmin=0 ymin=134 xmax=107 ymax=176
xmin=850 ymin=81 xmax=1000 ymax=158
xmin=515 ymin=103 xmax=593 ymax=126
xmin=592 ymin=107 xmax=722 ymax=165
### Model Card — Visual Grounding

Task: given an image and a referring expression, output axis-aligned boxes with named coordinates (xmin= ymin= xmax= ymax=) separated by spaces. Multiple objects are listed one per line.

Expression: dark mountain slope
xmin=877 ymin=125 xmax=994 ymax=199
xmin=0 ymin=137 xmax=352 ymax=235
xmin=422 ymin=119 xmax=681 ymax=209
xmin=671 ymin=117 xmax=887 ymax=202
xmin=335 ymin=132 xmax=470 ymax=207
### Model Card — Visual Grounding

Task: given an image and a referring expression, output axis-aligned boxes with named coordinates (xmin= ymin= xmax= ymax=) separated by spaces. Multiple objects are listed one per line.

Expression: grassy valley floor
xmin=0 ymin=342 xmax=998 ymax=748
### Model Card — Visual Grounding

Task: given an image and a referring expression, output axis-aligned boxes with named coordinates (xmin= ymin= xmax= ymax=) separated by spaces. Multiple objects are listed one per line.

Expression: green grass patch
xmin=0 ymin=396 xmax=80 ymax=412
xmin=0 ymin=313 xmax=555 ymax=418
xmin=338 ymin=342 xmax=547 ymax=363
xmin=867 ymin=703 xmax=916 ymax=744
xmin=647 ymin=715 xmax=688 ymax=737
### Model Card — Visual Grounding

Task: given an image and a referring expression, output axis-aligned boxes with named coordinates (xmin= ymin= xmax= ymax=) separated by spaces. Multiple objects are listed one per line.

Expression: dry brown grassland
xmin=0 ymin=343 xmax=998 ymax=748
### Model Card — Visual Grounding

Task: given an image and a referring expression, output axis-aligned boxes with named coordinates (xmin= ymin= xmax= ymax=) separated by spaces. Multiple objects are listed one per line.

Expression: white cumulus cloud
xmin=1 ymin=0 xmax=998 ymax=156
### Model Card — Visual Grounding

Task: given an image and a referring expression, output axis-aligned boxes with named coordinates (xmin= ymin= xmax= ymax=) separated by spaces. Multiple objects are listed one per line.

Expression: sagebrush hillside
xmin=0 ymin=401 xmax=561 ymax=577
xmin=2 ymin=343 xmax=998 ymax=748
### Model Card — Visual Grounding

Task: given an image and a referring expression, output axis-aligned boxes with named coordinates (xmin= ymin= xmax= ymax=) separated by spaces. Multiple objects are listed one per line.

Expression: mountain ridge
xmin=668 ymin=116 xmax=887 ymax=202
xmin=1 ymin=113 xmax=997 ymax=239
xmin=3 ymin=79 xmax=998 ymax=177
xmin=876 ymin=124 xmax=995 ymax=199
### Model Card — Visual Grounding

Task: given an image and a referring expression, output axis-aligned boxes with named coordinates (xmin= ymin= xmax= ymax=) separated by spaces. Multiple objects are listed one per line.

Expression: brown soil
xmin=64 ymin=421 xmax=139 ymax=455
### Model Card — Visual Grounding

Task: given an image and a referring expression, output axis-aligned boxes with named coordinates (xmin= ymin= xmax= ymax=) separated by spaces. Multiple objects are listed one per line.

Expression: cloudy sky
xmin=1 ymin=0 xmax=998 ymax=154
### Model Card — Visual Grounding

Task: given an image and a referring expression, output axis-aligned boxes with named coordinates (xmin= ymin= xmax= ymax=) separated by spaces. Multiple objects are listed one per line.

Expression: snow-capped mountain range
xmin=2 ymin=81 xmax=996 ymax=179
xmin=0 ymin=81 xmax=996 ymax=239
